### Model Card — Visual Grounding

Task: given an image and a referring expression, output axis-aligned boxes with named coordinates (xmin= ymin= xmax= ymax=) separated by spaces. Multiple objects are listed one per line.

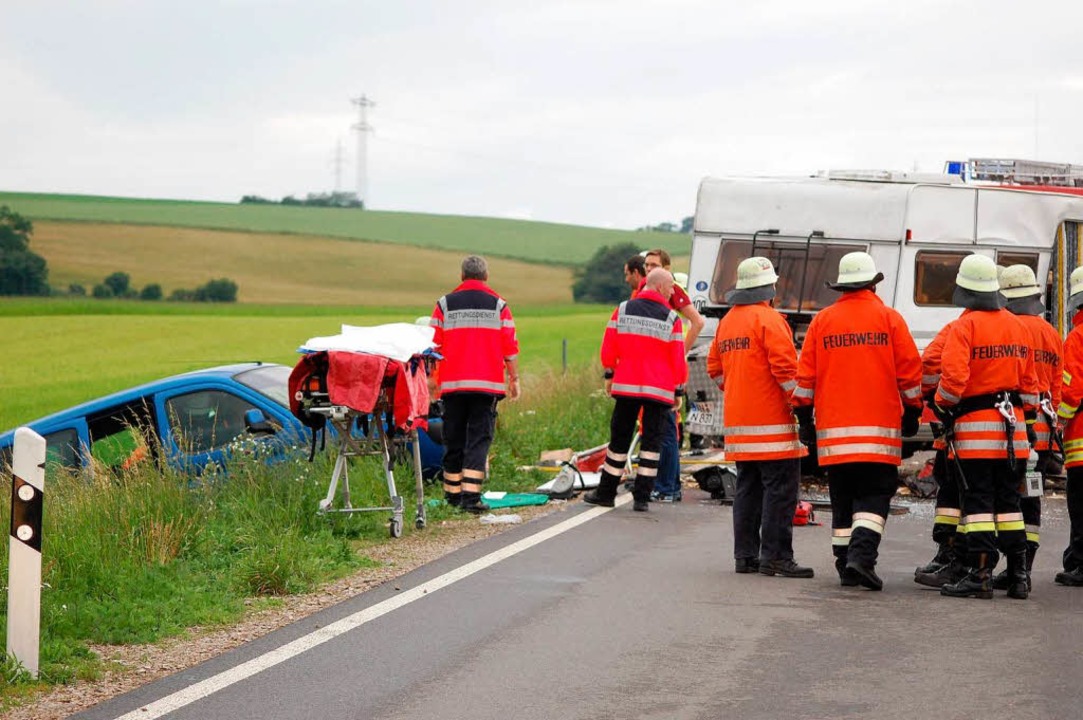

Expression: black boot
xmin=1006 ymin=549 xmax=1029 ymax=600
xmin=915 ymin=540 xmax=953 ymax=574
xmin=458 ymin=492 xmax=490 ymax=514
xmin=836 ymin=558 xmax=860 ymax=587
xmin=941 ymin=554 xmax=993 ymax=599
xmin=1025 ymin=543 xmax=1037 ymax=592
xmin=915 ymin=558 xmax=964 ymax=588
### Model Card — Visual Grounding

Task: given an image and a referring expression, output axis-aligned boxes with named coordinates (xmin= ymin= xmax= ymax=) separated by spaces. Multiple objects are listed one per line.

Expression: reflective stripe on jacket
xmin=431 ymin=279 xmax=519 ymax=396
xmin=601 ymin=290 xmax=687 ymax=405
xmin=935 ymin=308 xmax=1040 ymax=460
xmin=793 ymin=289 xmax=922 ymax=466
xmin=1015 ymin=313 xmax=1063 ymax=452
xmin=1058 ymin=312 xmax=1083 ymax=467
xmin=707 ymin=302 xmax=806 ymax=461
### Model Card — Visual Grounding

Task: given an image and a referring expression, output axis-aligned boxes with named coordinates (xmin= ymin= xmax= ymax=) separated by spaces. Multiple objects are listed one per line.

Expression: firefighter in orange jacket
xmin=792 ymin=252 xmax=923 ymax=591
xmin=990 ymin=264 xmax=1063 ymax=592
xmin=934 ymin=254 xmax=1040 ymax=600
xmin=1055 ymin=266 xmax=1083 ymax=586
xmin=914 ymin=316 xmax=968 ymax=588
xmin=431 ymin=255 xmax=520 ymax=514
xmin=584 ymin=268 xmax=687 ymax=512
xmin=707 ymin=257 xmax=813 ymax=579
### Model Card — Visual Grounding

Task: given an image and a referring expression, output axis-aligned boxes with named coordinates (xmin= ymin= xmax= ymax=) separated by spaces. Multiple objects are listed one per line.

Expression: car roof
xmin=0 ymin=362 xmax=287 ymax=444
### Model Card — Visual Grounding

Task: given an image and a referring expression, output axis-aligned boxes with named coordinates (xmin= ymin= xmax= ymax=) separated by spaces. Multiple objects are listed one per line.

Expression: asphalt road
xmin=74 ymin=488 xmax=1083 ymax=720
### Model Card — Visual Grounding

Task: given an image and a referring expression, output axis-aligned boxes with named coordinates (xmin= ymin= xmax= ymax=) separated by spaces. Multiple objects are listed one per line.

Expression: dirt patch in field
xmin=5 ymin=502 xmax=569 ymax=720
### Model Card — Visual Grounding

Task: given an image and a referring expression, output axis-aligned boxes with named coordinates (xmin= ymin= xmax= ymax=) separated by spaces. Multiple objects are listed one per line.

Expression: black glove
xmin=901 ymin=405 xmax=922 ymax=438
xmin=794 ymin=405 xmax=816 ymax=447
xmin=930 ymin=402 xmax=954 ymax=426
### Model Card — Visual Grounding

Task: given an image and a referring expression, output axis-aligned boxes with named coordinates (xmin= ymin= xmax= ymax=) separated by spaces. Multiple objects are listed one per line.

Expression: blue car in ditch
xmin=0 ymin=362 xmax=443 ymax=477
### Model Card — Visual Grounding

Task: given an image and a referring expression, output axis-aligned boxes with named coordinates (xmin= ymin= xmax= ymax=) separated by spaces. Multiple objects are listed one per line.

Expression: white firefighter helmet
xmin=734 ymin=257 xmax=778 ymax=289
xmin=828 ymin=251 xmax=884 ymax=290
xmin=1068 ymin=266 xmax=1083 ymax=313
xmin=955 ymin=254 xmax=1000 ymax=293
xmin=673 ymin=271 xmax=689 ymax=290
xmin=999 ymin=264 xmax=1040 ymax=299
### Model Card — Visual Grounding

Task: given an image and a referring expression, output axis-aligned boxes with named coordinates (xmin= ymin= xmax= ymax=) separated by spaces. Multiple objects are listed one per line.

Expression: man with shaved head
xmin=585 ymin=268 xmax=688 ymax=512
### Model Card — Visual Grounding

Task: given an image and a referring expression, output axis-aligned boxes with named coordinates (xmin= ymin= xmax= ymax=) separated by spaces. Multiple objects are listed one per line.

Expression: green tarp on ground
xmin=481 ymin=492 xmax=550 ymax=509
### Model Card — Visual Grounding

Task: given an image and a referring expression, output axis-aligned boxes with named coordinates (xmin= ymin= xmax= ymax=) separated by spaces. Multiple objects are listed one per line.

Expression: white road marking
xmin=113 ymin=494 xmax=629 ymax=720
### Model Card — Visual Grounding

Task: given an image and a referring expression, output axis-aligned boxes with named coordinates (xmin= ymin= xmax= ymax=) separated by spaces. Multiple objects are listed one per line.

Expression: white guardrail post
xmin=7 ymin=427 xmax=46 ymax=678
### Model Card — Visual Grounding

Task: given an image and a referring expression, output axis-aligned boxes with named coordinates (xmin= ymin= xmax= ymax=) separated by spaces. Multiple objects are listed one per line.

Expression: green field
xmin=0 ymin=192 xmax=689 ymax=266
xmin=0 ymin=304 xmax=610 ymax=430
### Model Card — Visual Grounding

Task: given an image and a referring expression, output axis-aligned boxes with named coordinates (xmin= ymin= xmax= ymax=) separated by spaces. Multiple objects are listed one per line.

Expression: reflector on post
xmin=7 ymin=427 xmax=46 ymax=679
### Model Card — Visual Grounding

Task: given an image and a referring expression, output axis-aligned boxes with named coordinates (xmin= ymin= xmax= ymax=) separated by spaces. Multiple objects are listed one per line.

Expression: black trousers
xmin=596 ymin=396 xmax=668 ymax=503
xmin=1064 ymin=466 xmax=1083 ymax=571
xmin=957 ymin=458 xmax=1025 ymax=567
xmin=827 ymin=462 xmax=899 ymax=568
xmin=931 ymin=449 xmax=963 ymax=544
xmin=733 ymin=458 xmax=800 ymax=563
xmin=441 ymin=392 xmax=498 ymax=492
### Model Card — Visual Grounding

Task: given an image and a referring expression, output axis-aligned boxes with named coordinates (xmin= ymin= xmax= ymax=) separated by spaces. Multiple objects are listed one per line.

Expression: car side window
xmin=165 ymin=390 xmax=259 ymax=453
xmin=87 ymin=398 xmax=156 ymax=470
xmin=44 ymin=428 xmax=81 ymax=470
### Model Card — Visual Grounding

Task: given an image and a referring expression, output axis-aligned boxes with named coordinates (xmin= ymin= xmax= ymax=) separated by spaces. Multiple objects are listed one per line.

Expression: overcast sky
xmin=3 ymin=0 xmax=1083 ymax=230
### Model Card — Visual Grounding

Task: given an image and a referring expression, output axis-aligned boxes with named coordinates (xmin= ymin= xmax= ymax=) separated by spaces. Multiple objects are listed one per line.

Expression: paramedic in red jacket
xmin=934 ymin=254 xmax=1039 ymax=600
xmin=1055 ymin=266 xmax=1083 ymax=587
xmin=992 ymin=264 xmax=1063 ymax=593
xmin=792 ymin=252 xmax=923 ymax=591
xmin=584 ymin=268 xmax=687 ymax=512
xmin=430 ymin=255 xmax=520 ymax=514
xmin=707 ymin=256 xmax=813 ymax=579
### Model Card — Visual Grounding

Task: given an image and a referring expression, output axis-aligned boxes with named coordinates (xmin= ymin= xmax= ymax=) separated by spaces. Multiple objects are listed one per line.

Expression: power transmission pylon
xmin=351 ymin=94 xmax=375 ymax=208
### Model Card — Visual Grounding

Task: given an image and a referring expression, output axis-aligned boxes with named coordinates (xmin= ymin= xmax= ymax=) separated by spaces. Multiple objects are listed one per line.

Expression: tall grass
xmin=0 ymin=366 xmax=612 ymax=700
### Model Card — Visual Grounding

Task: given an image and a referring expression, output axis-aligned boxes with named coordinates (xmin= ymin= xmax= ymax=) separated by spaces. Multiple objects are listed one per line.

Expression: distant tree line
xmin=637 ymin=216 xmax=694 ymax=234
xmin=240 ymin=191 xmax=363 ymax=209
xmin=68 ymin=272 xmax=238 ymax=303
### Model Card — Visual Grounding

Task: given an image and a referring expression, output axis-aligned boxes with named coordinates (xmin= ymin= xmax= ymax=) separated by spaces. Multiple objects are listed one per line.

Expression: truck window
xmin=710 ymin=240 xmax=865 ymax=310
xmin=914 ymin=251 xmax=969 ymax=306
xmin=995 ymin=252 xmax=1038 ymax=274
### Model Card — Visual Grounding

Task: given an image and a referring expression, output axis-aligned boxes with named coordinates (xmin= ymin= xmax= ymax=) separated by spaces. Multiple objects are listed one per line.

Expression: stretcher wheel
xmin=415 ymin=516 xmax=426 ymax=529
xmin=389 ymin=516 xmax=403 ymax=538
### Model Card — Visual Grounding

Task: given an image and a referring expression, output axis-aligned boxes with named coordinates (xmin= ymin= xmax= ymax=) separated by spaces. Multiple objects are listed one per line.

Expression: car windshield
xmin=233 ymin=365 xmax=291 ymax=407
xmin=710 ymin=239 xmax=866 ymax=311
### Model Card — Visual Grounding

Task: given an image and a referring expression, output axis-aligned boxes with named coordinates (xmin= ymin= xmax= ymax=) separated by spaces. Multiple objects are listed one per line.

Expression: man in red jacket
xmin=792 ymin=252 xmax=923 ymax=591
xmin=991 ymin=264 xmax=1062 ymax=593
xmin=585 ymin=268 xmax=687 ymax=512
xmin=1055 ymin=266 xmax=1083 ymax=586
xmin=431 ymin=256 xmax=520 ymax=514
xmin=935 ymin=254 xmax=1039 ymax=600
xmin=707 ymin=256 xmax=812 ymax=578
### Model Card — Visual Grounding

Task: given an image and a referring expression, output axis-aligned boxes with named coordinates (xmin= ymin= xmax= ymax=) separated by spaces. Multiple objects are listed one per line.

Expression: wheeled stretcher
xmin=310 ymin=400 xmax=426 ymax=538
xmin=290 ymin=322 xmax=439 ymax=538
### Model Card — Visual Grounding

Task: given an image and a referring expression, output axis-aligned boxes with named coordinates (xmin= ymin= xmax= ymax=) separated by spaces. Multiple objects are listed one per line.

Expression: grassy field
xmin=0 ymin=303 xmax=611 ymax=429
xmin=30 ymin=221 xmax=577 ymax=306
xmin=0 ymin=192 xmax=690 ymax=266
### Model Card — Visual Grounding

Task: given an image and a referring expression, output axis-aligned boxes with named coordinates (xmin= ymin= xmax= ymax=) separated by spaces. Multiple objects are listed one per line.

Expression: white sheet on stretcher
xmin=299 ymin=322 xmax=436 ymax=362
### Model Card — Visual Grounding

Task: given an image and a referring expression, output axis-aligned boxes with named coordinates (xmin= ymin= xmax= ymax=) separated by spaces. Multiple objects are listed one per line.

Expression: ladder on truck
xmin=947 ymin=158 xmax=1083 ymax=187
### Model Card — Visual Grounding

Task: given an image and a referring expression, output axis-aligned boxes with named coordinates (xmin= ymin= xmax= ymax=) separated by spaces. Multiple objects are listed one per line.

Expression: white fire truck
xmin=684 ymin=158 xmax=1083 ymax=450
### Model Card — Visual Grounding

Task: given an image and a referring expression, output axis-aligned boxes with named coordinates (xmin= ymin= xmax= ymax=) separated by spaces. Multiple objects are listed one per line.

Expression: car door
xmin=154 ymin=382 xmax=297 ymax=474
